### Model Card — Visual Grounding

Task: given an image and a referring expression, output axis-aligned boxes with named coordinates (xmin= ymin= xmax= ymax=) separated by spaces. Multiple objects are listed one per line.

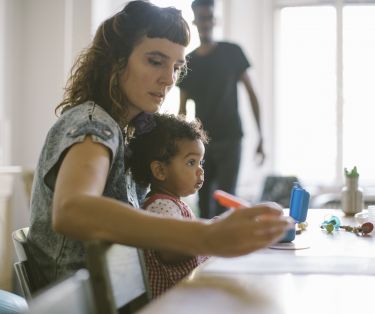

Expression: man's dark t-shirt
xmin=177 ymin=42 xmax=250 ymax=141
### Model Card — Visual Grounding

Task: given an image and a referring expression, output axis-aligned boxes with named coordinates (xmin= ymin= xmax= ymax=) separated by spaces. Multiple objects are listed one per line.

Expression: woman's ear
xmin=150 ymin=161 xmax=166 ymax=181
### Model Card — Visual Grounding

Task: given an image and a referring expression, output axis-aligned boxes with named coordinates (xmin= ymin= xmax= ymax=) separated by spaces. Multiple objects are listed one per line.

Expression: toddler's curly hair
xmin=126 ymin=113 xmax=208 ymax=187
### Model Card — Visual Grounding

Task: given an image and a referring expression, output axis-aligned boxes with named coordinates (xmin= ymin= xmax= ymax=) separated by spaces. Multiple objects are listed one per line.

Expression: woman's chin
xmin=145 ymin=102 xmax=162 ymax=113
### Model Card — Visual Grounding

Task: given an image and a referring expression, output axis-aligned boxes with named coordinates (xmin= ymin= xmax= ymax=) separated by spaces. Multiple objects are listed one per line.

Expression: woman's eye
xmin=148 ymin=58 xmax=162 ymax=66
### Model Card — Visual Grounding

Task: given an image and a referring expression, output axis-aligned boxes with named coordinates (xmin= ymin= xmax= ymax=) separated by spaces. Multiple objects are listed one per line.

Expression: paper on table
xmin=202 ymin=253 xmax=375 ymax=275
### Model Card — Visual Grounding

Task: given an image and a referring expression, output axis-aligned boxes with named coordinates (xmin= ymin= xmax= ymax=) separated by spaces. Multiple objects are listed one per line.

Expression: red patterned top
xmin=142 ymin=193 xmax=209 ymax=298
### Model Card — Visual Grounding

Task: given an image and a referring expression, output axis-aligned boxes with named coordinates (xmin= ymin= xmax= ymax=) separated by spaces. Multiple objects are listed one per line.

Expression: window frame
xmin=273 ymin=0 xmax=375 ymax=188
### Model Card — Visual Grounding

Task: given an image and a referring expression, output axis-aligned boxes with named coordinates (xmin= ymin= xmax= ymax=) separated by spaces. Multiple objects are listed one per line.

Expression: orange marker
xmin=213 ymin=190 xmax=250 ymax=209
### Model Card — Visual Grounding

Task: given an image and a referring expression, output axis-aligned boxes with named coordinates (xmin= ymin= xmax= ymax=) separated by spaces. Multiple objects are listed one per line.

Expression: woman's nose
xmin=160 ymin=67 xmax=175 ymax=87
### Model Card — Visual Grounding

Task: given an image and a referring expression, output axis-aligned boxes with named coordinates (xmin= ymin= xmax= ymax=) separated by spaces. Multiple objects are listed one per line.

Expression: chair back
xmin=13 ymin=228 xmax=150 ymax=312
xmin=23 ymin=269 xmax=95 ymax=314
xmin=259 ymin=175 xmax=300 ymax=208
xmin=85 ymin=241 xmax=150 ymax=314
xmin=12 ymin=227 xmax=40 ymax=300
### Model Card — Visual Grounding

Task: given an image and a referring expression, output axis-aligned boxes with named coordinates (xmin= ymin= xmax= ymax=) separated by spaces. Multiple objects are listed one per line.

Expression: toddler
xmin=126 ymin=113 xmax=210 ymax=298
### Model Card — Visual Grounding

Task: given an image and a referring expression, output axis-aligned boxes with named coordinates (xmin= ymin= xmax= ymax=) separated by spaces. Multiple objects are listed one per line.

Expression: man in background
xmin=178 ymin=0 xmax=265 ymax=218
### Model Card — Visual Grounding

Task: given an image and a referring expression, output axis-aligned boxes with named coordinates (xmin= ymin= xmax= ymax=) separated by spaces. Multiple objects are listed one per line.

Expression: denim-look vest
xmin=27 ymin=101 xmax=146 ymax=286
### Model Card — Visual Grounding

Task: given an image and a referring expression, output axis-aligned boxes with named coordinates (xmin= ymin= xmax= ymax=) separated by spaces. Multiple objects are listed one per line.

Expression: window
xmin=342 ymin=5 xmax=375 ymax=186
xmin=274 ymin=1 xmax=375 ymax=187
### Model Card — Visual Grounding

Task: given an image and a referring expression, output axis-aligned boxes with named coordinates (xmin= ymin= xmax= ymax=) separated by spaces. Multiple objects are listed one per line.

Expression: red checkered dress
xmin=142 ymin=193 xmax=209 ymax=298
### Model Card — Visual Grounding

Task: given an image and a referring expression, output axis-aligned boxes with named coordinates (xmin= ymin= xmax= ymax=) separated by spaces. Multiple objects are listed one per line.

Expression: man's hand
xmin=255 ymin=138 xmax=265 ymax=166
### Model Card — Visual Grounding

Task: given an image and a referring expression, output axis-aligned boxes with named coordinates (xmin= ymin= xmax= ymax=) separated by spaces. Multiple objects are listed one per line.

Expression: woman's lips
xmin=149 ymin=92 xmax=164 ymax=102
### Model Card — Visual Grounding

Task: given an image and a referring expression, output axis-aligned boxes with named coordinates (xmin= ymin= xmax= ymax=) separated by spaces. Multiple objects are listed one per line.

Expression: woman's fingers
xmin=206 ymin=203 xmax=294 ymax=257
xmin=251 ymin=216 xmax=294 ymax=234
xmin=233 ymin=202 xmax=283 ymax=218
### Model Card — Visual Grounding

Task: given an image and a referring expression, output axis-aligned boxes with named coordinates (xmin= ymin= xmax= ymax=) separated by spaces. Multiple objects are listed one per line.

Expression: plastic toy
xmin=213 ymin=190 xmax=250 ymax=208
xmin=213 ymin=184 xmax=310 ymax=243
xmin=280 ymin=182 xmax=310 ymax=242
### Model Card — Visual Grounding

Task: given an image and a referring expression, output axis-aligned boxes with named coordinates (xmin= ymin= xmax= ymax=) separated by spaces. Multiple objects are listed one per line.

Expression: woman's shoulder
xmin=43 ymin=101 xmax=123 ymax=157
xmin=61 ymin=101 xmax=118 ymax=126
xmin=39 ymin=101 xmax=124 ymax=182
xmin=50 ymin=101 xmax=122 ymax=136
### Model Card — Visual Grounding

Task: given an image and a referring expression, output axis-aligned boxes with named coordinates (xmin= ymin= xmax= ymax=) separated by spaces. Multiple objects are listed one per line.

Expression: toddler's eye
xmin=200 ymin=159 xmax=205 ymax=166
xmin=187 ymin=159 xmax=196 ymax=166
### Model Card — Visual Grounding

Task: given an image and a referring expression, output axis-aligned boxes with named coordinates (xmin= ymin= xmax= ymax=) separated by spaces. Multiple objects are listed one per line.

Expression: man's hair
xmin=126 ymin=113 xmax=209 ymax=187
xmin=191 ymin=0 xmax=214 ymax=10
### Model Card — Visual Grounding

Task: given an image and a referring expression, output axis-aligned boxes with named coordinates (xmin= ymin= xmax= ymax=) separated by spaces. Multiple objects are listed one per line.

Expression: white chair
xmin=12 ymin=227 xmax=46 ymax=300
xmin=0 ymin=167 xmax=21 ymax=291
xmin=23 ymin=269 xmax=95 ymax=314
xmin=85 ymin=241 xmax=150 ymax=313
xmin=13 ymin=227 xmax=150 ymax=313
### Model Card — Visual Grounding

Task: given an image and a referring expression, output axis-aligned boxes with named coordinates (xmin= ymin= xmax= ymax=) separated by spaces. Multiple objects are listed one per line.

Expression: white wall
xmin=2 ymin=0 xmax=92 ymax=169
xmin=1 ymin=0 xmax=24 ymax=166
xmin=0 ymin=1 xmax=93 ymax=255
xmin=0 ymin=0 xmax=7 ymax=164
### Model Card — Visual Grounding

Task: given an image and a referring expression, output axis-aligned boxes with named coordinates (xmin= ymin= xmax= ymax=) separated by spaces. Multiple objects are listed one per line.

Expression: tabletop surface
xmin=138 ymin=209 xmax=375 ymax=314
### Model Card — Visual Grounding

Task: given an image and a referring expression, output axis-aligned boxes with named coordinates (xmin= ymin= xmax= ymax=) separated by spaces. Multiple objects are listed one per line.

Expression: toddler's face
xmin=162 ymin=139 xmax=205 ymax=198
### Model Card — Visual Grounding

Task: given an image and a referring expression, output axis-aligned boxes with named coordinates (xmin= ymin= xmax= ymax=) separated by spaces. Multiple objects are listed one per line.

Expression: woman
xmin=27 ymin=0 xmax=291 ymax=287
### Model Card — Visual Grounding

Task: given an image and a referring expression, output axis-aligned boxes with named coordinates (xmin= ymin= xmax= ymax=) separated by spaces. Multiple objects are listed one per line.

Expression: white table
xmin=138 ymin=209 xmax=375 ymax=314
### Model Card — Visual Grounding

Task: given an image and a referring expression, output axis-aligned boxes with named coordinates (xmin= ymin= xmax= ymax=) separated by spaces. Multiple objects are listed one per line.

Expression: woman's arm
xmin=52 ymin=136 xmax=292 ymax=257
xmin=52 ymin=135 xmax=208 ymax=252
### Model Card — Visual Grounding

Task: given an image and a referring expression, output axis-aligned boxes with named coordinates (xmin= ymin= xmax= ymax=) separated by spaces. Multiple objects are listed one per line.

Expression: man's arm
xmin=179 ymin=88 xmax=189 ymax=116
xmin=240 ymin=71 xmax=265 ymax=165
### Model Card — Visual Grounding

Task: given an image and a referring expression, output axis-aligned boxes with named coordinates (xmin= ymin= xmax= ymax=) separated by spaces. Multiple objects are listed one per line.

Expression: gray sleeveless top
xmin=27 ymin=101 xmax=146 ymax=286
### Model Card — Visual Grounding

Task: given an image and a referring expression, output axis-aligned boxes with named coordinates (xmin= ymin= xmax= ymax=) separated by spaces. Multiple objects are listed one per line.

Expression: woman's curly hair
xmin=56 ymin=1 xmax=190 ymax=129
xmin=126 ymin=113 xmax=209 ymax=187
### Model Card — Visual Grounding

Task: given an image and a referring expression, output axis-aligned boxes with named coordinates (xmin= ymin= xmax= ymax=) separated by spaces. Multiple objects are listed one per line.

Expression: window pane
xmin=343 ymin=5 xmax=375 ymax=185
xmin=275 ymin=6 xmax=336 ymax=185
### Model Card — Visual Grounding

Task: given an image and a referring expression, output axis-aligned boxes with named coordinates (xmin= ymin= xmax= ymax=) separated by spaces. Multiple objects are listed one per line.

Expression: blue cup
xmin=280 ymin=224 xmax=296 ymax=242
xmin=279 ymin=183 xmax=310 ymax=243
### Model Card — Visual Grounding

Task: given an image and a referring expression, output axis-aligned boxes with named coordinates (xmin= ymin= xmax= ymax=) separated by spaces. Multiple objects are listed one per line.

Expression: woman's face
xmin=120 ymin=37 xmax=186 ymax=123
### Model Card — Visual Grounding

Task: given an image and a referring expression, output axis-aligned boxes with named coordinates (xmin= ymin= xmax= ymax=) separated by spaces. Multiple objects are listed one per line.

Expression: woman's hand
xmin=203 ymin=203 xmax=293 ymax=257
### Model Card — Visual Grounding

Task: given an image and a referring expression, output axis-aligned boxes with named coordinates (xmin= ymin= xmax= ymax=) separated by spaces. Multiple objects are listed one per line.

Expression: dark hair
xmin=56 ymin=1 xmax=190 ymax=128
xmin=192 ymin=0 xmax=214 ymax=10
xmin=126 ymin=113 xmax=208 ymax=187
